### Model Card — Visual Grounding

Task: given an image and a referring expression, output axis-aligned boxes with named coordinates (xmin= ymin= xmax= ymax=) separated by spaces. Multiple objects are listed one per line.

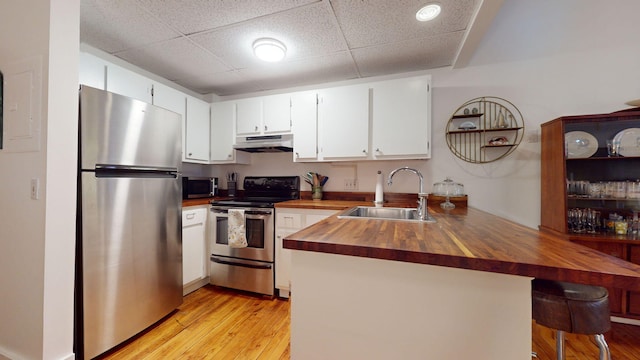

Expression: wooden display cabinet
xmin=540 ymin=107 xmax=640 ymax=321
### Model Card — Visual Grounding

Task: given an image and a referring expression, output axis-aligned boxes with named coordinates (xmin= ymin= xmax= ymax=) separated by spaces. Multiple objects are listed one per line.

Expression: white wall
xmin=210 ymin=0 xmax=640 ymax=229
xmin=0 ymin=0 xmax=78 ymax=359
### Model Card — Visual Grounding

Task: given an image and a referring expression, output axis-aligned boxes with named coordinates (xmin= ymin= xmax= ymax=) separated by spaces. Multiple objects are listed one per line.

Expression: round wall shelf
xmin=445 ymin=96 xmax=524 ymax=163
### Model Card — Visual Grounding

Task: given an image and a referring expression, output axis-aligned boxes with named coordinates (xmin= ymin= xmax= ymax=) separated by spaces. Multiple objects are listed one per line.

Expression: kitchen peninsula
xmin=283 ymin=205 xmax=640 ymax=360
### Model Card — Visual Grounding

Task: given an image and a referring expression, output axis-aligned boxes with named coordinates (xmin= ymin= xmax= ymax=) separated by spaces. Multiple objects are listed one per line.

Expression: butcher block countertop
xmin=275 ymin=199 xmax=372 ymax=210
xmin=283 ymin=204 xmax=640 ymax=291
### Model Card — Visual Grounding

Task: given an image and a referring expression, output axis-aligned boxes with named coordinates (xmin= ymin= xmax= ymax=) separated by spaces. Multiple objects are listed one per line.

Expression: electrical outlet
xmin=344 ymin=178 xmax=358 ymax=191
xmin=31 ymin=178 xmax=39 ymax=200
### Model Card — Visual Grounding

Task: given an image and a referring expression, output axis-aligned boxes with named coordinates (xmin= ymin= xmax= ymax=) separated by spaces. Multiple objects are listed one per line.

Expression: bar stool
xmin=532 ymin=279 xmax=611 ymax=360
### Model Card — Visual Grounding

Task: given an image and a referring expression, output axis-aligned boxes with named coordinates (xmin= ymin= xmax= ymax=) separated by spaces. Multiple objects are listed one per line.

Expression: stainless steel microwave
xmin=182 ymin=177 xmax=218 ymax=199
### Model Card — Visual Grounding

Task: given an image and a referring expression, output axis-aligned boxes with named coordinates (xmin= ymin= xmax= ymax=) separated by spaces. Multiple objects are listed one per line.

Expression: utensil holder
xmin=312 ymin=186 xmax=323 ymax=200
xmin=228 ymin=181 xmax=237 ymax=197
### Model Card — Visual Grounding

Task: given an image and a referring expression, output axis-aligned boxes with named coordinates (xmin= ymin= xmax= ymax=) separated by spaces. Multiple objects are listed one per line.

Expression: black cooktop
xmin=211 ymin=176 xmax=300 ymax=208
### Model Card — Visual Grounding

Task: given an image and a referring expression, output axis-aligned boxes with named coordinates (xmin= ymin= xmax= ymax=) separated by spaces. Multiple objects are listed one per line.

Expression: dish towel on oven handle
xmin=228 ymin=209 xmax=248 ymax=248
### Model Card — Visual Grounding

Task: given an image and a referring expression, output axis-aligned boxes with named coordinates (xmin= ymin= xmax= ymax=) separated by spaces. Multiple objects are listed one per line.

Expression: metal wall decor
xmin=445 ymin=96 xmax=524 ymax=163
xmin=0 ymin=70 xmax=3 ymax=149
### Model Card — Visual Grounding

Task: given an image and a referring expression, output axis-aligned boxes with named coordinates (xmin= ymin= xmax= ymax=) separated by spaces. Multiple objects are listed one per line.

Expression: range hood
xmin=233 ymin=134 xmax=293 ymax=153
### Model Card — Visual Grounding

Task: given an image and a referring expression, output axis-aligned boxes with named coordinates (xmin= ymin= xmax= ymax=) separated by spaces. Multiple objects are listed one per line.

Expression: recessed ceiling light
xmin=253 ymin=38 xmax=287 ymax=62
xmin=416 ymin=3 xmax=441 ymax=22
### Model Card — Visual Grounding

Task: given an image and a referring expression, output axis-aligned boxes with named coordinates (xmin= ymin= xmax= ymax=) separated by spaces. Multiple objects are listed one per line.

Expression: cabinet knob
xmin=227 ymin=154 xmax=232 ymax=158
xmin=362 ymin=149 xmax=367 ymax=154
xmin=255 ymin=125 xmax=259 ymax=132
xmin=264 ymin=125 xmax=268 ymax=131
xmin=188 ymin=152 xmax=193 ymax=156
xmin=376 ymin=148 xmax=380 ymax=153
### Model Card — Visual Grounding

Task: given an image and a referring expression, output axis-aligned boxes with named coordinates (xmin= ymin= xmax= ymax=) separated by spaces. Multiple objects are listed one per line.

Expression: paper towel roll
xmin=374 ymin=171 xmax=384 ymax=206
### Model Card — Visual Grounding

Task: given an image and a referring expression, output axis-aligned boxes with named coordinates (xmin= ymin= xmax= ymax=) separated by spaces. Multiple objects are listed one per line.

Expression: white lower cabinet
xmin=275 ymin=208 xmax=337 ymax=298
xmin=182 ymin=206 xmax=209 ymax=295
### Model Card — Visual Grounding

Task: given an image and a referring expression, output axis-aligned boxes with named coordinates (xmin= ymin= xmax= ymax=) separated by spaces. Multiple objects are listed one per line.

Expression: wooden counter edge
xmin=284 ymin=211 xmax=640 ymax=292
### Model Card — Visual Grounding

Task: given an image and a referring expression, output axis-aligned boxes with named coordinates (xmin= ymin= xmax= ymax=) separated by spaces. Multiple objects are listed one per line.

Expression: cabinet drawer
xmin=276 ymin=212 xmax=303 ymax=229
xmin=183 ymin=207 xmax=206 ymax=226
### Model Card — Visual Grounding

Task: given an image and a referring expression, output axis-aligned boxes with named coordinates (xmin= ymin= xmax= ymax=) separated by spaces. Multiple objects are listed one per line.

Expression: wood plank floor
xmin=97 ymin=285 xmax=640 ymax=360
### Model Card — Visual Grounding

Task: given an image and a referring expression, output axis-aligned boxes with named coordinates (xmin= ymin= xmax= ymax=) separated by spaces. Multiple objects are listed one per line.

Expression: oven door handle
xmin=210 ymin=208 xmax=273 ymax=216
xmin=210 ymin=256 xmax=273 ymax=270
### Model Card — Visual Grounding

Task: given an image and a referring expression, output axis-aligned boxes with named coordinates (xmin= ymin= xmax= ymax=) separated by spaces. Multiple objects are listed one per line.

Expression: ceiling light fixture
xmin=416 ymin=3 xmax=441 ymax=22
xmin=253 ymin=38 xmax=287 ymax=62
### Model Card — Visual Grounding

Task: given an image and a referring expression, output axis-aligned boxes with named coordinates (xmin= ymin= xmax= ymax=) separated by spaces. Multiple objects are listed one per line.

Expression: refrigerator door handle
xmin=95 ymin=164 xmax=179 ymax=172
xmin=94 ymin=165 xmax=178 ymax=178
xmin=210 ymin=256 xmax=273 ymax=270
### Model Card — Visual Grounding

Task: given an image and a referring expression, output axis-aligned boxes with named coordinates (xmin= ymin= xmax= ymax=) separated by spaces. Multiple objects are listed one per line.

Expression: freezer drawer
xmin=210 ymin=255 xmax=274 ymax=296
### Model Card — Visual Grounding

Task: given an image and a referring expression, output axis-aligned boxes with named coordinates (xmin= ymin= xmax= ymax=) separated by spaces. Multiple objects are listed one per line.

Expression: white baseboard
xmin=183 ymin=276 xmax=210 ymax=296
xmin=611 ymin=316 xmax=640 ymax=326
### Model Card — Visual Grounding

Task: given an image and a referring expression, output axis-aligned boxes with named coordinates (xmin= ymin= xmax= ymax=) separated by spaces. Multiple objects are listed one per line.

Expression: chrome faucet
xmin=388 ymin=167 xmax=429 ymax=221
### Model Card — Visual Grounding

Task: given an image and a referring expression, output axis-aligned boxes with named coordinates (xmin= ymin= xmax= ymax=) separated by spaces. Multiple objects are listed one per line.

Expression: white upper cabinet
xmin=152 ymin=83 xmax=187 ymax=160
xmin=106 ymin=63 xmax=153 ymax=103
xmin=79 ymin=52 xmax=107 ymax=90
xmin=185 ymin=96 xmax=210 ymax=162
xmin=236 ymin=97 xmax=262 ymax=136
xmin=291 ymin=91 xmax=318 ymax=161
xmin=318 ymin=84 xmax=369 ymax=160
xmin=370 ymin=75 xmax=431 ymax=159
xmin=262 ymin=93 xmax=292 ymax=134
xmin=210 ymin=101 xmax=250 ymax=164
xmin=236 ymin=94 xmax=292 ymax=136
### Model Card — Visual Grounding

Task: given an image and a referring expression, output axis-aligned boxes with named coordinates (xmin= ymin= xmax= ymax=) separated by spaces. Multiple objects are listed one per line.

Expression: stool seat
xmin=532 ymin=279 xmax=611 ymax=360
xmin=532 ymin=279 xmax=611 ymax=335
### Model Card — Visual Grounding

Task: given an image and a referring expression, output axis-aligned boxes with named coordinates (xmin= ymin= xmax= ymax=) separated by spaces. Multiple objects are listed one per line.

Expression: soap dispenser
xmin=374 ymin=170 xmax=384 ymax=207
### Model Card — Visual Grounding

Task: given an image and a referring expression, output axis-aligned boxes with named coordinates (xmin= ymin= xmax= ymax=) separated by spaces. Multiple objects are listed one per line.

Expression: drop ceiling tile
xmin=80 ymin=0 xmax=181 ymax=53
xmin=234 ymin=52 xmax=359 ymax=93
xmin=175 ymin=70 xmax=249 ymax=95
xmin=352 ymin=32 xmax=464 ymax=77
xmin=114 ymin=38 xmax=232 ymax=82
xmin=182 ymin=51 xmax=358 ymax=96
xmin=331 ymin=0 xmax=478 ymax=48
xmin=189 ymin=2 xmax=346 ymax=69
xmin=137 ymin=0 xmax=321 ymax=35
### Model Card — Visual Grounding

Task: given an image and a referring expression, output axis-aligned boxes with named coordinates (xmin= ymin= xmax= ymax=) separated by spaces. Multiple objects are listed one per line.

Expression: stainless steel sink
xmin=337 ymin=206 xmax=436 ymax=223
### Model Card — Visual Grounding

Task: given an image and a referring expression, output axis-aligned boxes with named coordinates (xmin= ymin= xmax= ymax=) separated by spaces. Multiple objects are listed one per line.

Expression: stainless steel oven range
xmin=209 ymin=176 xmax=300 ymax=296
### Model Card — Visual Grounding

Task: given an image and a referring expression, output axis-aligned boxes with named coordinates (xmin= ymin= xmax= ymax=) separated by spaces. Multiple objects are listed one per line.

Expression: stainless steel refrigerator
xmin=75 ymin=85 xmax=183 ymax=359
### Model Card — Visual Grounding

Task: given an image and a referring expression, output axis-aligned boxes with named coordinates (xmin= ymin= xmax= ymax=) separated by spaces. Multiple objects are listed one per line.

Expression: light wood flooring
xmin=98 ymin=285 xmax=640 ymax=360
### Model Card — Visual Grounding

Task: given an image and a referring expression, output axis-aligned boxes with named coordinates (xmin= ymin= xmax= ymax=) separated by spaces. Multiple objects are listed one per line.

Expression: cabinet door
xmin=275 ymin=229 xmax=296 ymax=296
xmin=79 ymin=52 xmax=107 ymax=89
xmin=318 ymin=84 xmax=369 ymax=159
xmin=153 ymin=83 xmax=186 ymax=160
xmin=185 ymin=96 xmax=210 ymax=162
xmin=629 ymin=246 xmax=640 ymax=316
xmin=371 ymin=76 xmax=431 ymax=159
xmin=291 ymin=91 xmax=318 ymax=161
xmin=236 ymin=97 xmax=263 ymax=136
xmin=106 ymin=63 xmax=153 ymax=103
xmin=275 ymin=209 xmax=336 ymax=298
xmin=210 ymin=101 xmax=236 ymax=162
xmin=263 ymin=93 xmax=291 ymax=134
xmin=182 ymin=207 xmax=207 ymax=286
xmin=573 ymin=240 xmax=625 ymax=314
